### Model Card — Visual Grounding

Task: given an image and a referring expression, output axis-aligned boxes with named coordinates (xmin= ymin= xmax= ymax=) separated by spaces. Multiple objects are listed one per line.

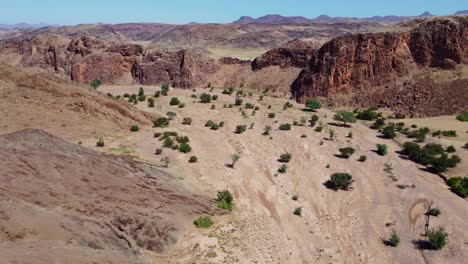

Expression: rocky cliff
xmin=291 ymin=17 xmax=468 ymax=101
xmin=0 ymin=35 xmax=217 ymax=88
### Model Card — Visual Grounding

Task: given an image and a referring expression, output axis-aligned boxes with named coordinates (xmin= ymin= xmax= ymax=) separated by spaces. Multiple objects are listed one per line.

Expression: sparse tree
xmin=334 ymin=111 xmax=357 ymax=127
xmin=330 ymin=173 xmax=353 ymax=190
xmin=305 ymin=98 xmax=322 ymax=111
xmin=427 ymin=227 xmax=448 ymax=250
xmin=387 ymin=230 xmax=400 ymax=247
xmin=339 ymin=147 xmax=356 ymax=158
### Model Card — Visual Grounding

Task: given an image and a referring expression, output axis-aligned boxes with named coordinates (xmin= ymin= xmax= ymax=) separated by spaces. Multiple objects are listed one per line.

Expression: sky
xmin=1 ymin=0 xmax=467 ymax=25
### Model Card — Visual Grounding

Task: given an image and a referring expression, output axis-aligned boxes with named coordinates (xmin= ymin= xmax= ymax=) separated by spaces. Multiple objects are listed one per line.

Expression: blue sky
xmin=1 ymin=0 xmax=467 ymax=25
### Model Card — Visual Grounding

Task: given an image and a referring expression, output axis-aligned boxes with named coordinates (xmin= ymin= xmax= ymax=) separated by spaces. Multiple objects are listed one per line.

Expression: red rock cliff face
xmin=0 ymin=35 xmax=217 ymax=88
xmin=252 ymin=39 xmax=317 ymax=71
xmin=292 ymin=17 xmax=468 ymax=102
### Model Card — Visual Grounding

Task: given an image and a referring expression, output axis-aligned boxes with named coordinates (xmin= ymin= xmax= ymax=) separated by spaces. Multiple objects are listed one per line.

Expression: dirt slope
xmin=0 ymin=129 xmax=223 ymax=263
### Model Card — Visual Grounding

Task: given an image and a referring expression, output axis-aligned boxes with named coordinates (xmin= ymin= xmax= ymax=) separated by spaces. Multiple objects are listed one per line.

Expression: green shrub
xmin=377 ymin=144 xmax=388 ymax=156
xmin=278 ymin=164 xmax=288 ymax=173
xmin=388 ymin=230 xmax=400 ymax=247
xmin=161 ymin=83 xmax=169 ymax=96
xmin=279 ymin=123 xmax=291 ymax=131
xmin=442 ymin=130 xmax=457 ymax=137
xmin=428 ymin=208 xmax=441 ymax=217
xmin=169 ymin=97 xmax=180 ymax=106
xmin=154 ymin=91 xmax=161 ymax=98
xmin=446 ymin=145 xmax=456 ymax=153
xmin=339 ymin=147 xmax=356 ymax=159
xmin=330 ymin=173 xmax=353 ymax=190
xmin=427 ymin=227 xmax=448 ymax=250
xmin=358 ymin=155 xmax=367 ymax=162
xmin=310 ymin=114 xmax=319 ymax=127
xmin=294 ymin=207 xmax=302 ymax=217
xmin=189 ymin=156 xmax=198 ymax=163
xmin=235 ymin=125 xmax=247 ymax=134
xmin=279 ymin=153 xmax=292 ymax=163
xmin=163 ymin=138 xmax=175 ymax=148
xmin=130 ymin=125 xmax=140 ymax=132
xmin=356 ymin=108 xmax=382 ymax=120
xmin=155 ymin=148 xmax=163 ymax=155
xmin=230 ymin=154 xmax=240 ymax=168
xmin=216 ymin=190 xmax=233 ymax=211
xmin=96 ymin=138 xmax=105 ymax=147
xmin=138 ymin=87 xmax=145 ymax=97
xmin=447 ymin=177 xmax=468 ymax=197
xmin=193 ymin=216 xmax=213 ymax=228
xmin=212 ymin=95 xmax=218 ymax=100
xmin=166 ymin=111 xmax=177 ymax=120
xmin=176 ymin=136 xmax=190 ymax=144
xmin=263 ymin=125 xmax=272 ymax=136
xmin=179 ymin=143 xmax=192 ymax=153
xmin=235 ymin=98 xmax=243 ymax=106
xmin=199 ymin=93 xmax=211 ymax=103
xmin=245 ymin=103 xmax=254 ymax=109
xmin=382 ymin=125 xmax=396 ymax=139
xmin=153 ymin=117 xmax=170 ymax=128
xmin=292 ymin=195 xmax=299 ymax=201
xmin=334 ymin=111 xmax=357 ymax=126
xmin=305 ymin=98 xmax=321 ymax=111
xmin=89 ymin=79 xmax=102 ymax=89
xmin=182 ymin=117 xmax=192 ymax=125
xmin=268 ymin=113 xmax=276 ymax=118
xmin=431 ymin=154 xmax=461 ymax=173
xmin=283 ymin=102 xmax=293 ymax=110
xmin=148 ymin=98 xmax=155 ymax=107
xmin=371 ymin=118 xmax=385 ymax=130
xmin=456 ymin=113 xmax=468 ymax=122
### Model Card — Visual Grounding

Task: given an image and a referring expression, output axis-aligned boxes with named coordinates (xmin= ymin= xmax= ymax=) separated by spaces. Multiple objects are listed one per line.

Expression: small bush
xmin=358 ymin=155 xmax=367 ymax=162
xmin=216 ymin=190 xmax=233 ymax=211
xmin=155 ymin=148 xmax=163 ymax=155
xmin=89 ymin=79 xmax=102 ymax=89
xmin=294 ymin=207 xmax=302 ymax=217
xmin=163 ymin=138 xmax=175 ymax=148
xmin=199 ymin=93 xmax=212 ymax=103
xmin=234 ymin=98 xmax=243 ymax=106
xmin=193 ymin=216 xmax=213 ymax=228
xmin=330 ymin=173 xmax=353 ymax=190
xmin=339 ymin=147 xmax=356 ymax=159
xmin=268 ymin=113 xmax=276 ymax=118
xmin=130 ymin=125 xmax=140 ymax=132
xmin=179 ymin=143 xmax=192 ymax=153
xmin=212 ymin=95 xmax=218 ymax=100
xmin=148 ymin=98 xmax=155 ymax=107
xmin=153 ymin=117 xmax=170 ymax=128
xmin=278 ymin=164 xmax=287 ymax=173
xmin=263 ymin=125 xmax=272 ymax=136
xmin=447 ymin=176 xmax=468 ymax=197
xmin=356 ymin=108 xmax=382 ymax=121
xmin=442 ymin=130 xmax=457 ymax=137
xmin=169 ymin=97 xmax=180 ymax=106
xmin=161 ymin=83 xmax=169 ymax=96
xmin=371 ymin=118 xmax=385 ymax=130
xmin=292 ymin=195 xmax=299 ymax=201
xmin=305 ymin=98 xmax=321 ymax=111
xmin=446 ymin=145 xmax=456 ymax=153
xmin=154 ymin=132 xmax=162 ymax=138
xmin=377 ymin=144 xmax=388 ymax=156
xmin=189 ymin=156 xmax=198 ymax=163
xmin=235 ymin=125 xmax=247 ymax=134
xmin=279 ymin=153 xmax=292 ymax=163
xmin=456 ymin=113 xmax=468 ymax=122
xmin=427 ymin=227 xmax=448 ymax=250
xmin=310 ymin=114 xmax=319 ymax=127
xmin=182 ymin=117 xmax=192 ymax=125
xmin=387 ymin=230 xmax=400 ymax=247
xmin=428 ymin=208 xmax=441 ymax=217
xmin=279 ymin=123 xmax=291 ymax=131
xmin=382 ymin=125 xmax=396 ymax=139
xmin=166 ymin=111 xmax=177 ymax=120
xmin=334 ymin=111 xmax=357 ymax=126
xmin=231 ymin=154 xmax=240 ymax=168
xmin=96 ymin=138 xmax=105 ymax=147
xmin=176 ymin=136 xmax=190 ymax=144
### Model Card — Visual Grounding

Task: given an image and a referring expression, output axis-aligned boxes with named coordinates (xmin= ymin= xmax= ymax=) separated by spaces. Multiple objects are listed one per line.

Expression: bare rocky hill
xmin=0 ymin=128 xmax=223 ymax=263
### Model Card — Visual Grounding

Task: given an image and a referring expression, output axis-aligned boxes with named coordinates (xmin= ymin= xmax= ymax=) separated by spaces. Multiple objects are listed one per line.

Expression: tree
xmin=388 ymin=230 xmax=400 ymax=247
xmin=330 ymin=173 xmax=353 ymax=190
xmin=427 ymin=227 xmax=448 ymax=250
xmin=377 ymin=144 xmax=388 ymax=156
xmin=334 ymin=111 xmax=357 ymax=126
xmin=89 ymin=80 xmax=102 ymax=89
xmin=161 ymin=83 xmax=169 ymax=96
xmin=339 ymin=147 xmax=356 ymax=159
xmin=231 ymin=154 xmax=240 ymax=168
xmin=199 ymin=93 xmax=211 ymax=103
xmin=447 ymin=177 xmax=468 ymax=198
xmin=153 ymin=117 xmax=170 ymax=128
xmin=130 ymin=125 xmax=140 ymax=132
xmin=305 ymin=98 xmax=322 ymax=111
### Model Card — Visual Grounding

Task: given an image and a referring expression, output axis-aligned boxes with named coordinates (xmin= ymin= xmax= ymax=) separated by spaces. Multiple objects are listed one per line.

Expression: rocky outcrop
xmin=292 ymin=17 xmax=468 ymax=102
xmin=252 ymin=39 xmax=317 ymax=70
xmin=0 ymin=34 xmax=217 ymax=88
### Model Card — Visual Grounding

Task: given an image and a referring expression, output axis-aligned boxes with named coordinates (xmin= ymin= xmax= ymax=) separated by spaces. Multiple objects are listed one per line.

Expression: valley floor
xmin=91 ymin=85 xmax=468 ymax=264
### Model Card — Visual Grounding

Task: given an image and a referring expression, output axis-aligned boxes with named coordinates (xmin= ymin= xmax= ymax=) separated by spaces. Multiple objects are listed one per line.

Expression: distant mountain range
xmin=0 ymin=23 xmax=54 ymax=30
xmin=234 ymin=11 xmax=467 ymax=24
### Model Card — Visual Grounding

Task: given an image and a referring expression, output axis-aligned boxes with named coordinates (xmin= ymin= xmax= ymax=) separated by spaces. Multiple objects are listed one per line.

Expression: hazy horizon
xmin=1 ymin=0 xmax=467 ymax=25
